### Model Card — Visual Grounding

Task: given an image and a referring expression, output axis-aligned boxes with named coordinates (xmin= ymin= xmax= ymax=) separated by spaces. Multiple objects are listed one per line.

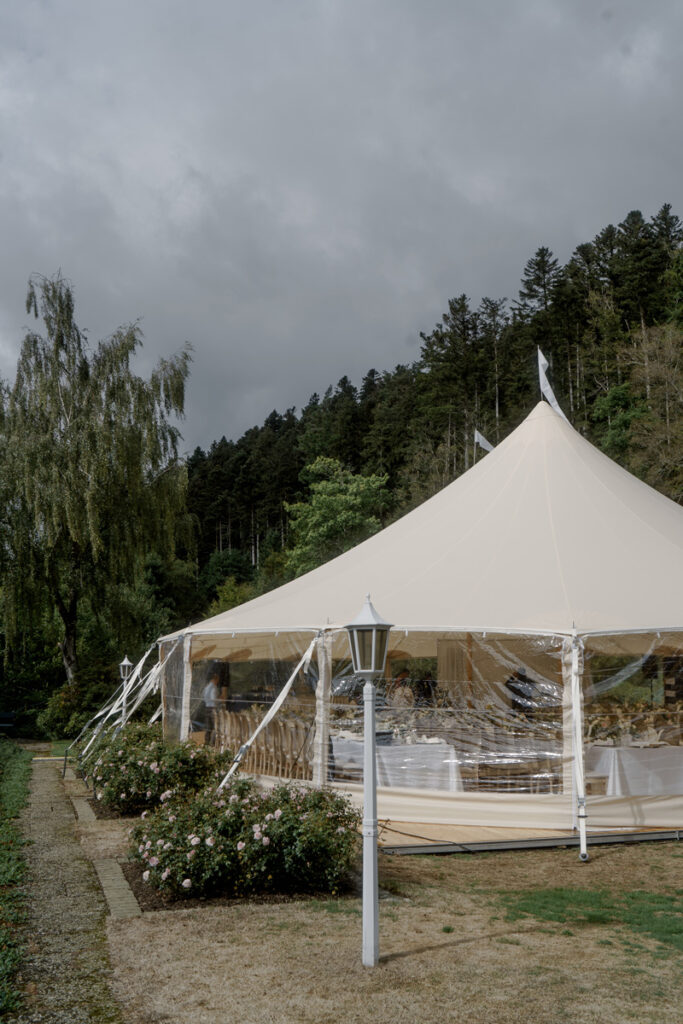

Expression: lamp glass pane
xmin=357 ymin=629 xmax=374 ymax=672
xmin=375 ymin=629 xmax=389 ymax=674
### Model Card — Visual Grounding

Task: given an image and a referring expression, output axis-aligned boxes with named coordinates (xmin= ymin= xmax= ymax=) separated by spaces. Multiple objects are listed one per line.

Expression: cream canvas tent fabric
xmin=159 ymin=402 xmax=683 ymax=837
xmin=165 ymin=401 xmax=683 ymax=644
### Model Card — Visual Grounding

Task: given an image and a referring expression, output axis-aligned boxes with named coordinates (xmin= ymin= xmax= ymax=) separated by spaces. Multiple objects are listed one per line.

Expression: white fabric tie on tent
xmin=217 ymin=636 xmax=317 ymax=790
xmin=79 ymin=642 xmax=174 ymax=761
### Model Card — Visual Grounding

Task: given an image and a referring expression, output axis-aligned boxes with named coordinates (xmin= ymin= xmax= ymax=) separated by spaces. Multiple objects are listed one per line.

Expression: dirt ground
xmin=101 ymin=835 xmax=682 ymax=1024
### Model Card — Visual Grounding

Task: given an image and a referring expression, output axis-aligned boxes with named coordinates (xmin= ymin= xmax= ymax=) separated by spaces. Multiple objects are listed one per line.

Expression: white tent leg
xmin=569 ymin=634 xmax=589 ymax=862
xmin=180 ymin=634 xmax=192 ymax=742
xmin=313 ymin=633 xmax=332 ymax=786
xmin=561 ymin=652 xmax=574 ymax=799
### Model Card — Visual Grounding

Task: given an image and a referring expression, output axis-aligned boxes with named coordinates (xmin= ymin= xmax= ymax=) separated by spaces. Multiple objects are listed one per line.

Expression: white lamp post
xmin=345 ymin=595 xmax=393 ymax=968
xmin=120 ymin=654 xmax=133 ymax=725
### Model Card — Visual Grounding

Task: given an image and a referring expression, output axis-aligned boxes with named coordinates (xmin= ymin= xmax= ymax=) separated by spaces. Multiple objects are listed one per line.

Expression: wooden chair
xmin=292 ymin=720 xmax=313 ymax=780
xmin=585 ymin=774 xmax=608 ymax=796
xmin=214 ymin=709 xmax=229 ymax=752
xmin=458 ymin=762 xmax=479 ymax=791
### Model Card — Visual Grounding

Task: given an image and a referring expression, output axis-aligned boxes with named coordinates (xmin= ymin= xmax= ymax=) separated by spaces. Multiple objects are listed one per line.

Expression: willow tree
xmin=0 ymin=275 xmax=191 ymax=682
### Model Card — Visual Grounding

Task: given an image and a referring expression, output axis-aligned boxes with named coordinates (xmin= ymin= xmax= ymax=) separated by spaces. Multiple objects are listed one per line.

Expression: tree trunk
xmin=50 ymin=555 xmax=79 ymax=684
xmin=55 ymin=591 xmax=78 ymax=683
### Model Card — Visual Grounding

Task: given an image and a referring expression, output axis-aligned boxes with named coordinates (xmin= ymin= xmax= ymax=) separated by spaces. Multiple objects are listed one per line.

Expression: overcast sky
xmin=0 ymin=1 xmax=681 ymax=452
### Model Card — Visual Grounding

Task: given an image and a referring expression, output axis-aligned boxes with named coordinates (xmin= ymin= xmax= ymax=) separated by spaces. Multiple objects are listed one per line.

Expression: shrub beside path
xmin=9 ymin=759 xmax=125 ymax=1024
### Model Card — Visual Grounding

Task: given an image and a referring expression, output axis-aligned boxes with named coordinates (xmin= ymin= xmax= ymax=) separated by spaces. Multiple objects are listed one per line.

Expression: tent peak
xmin=528 ymin=399 xmax=568 ymax=421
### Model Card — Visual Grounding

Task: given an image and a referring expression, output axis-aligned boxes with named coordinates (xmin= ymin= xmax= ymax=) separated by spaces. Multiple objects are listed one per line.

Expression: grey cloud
xmin=0 ymin=1 xmax=682 ymax=450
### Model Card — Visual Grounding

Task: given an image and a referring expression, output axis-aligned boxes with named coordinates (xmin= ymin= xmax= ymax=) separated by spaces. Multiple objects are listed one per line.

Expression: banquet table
xmin=331 ymin=736 xmax=462 ymax=791
xmin=585 ymin=743 xmax=683 ymax=796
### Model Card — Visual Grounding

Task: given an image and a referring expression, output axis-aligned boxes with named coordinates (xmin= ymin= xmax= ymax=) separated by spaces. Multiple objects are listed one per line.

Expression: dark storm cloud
xmin=0 ymin=0 xmax=681 ymax=450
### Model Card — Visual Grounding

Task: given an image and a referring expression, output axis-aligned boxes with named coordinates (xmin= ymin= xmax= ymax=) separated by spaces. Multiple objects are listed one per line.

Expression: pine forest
xmin=1 ymin=204 xmax=682 ymax=734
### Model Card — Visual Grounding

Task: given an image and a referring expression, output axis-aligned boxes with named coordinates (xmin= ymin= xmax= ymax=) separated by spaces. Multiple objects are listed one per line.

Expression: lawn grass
xmin=497 ymin=885 xmax=683 ymax=953
xmin=0 ymin=737 xmax=32 ymax=1014
xmin=50 ymin=739 xmax=72 ymax=758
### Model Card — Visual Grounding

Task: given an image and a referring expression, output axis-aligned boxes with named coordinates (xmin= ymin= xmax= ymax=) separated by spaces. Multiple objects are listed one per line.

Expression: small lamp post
xmin=120 ymin=655 xmax=133 ymax=725
xmin=345 ymin=595 xmax=393 ymax=967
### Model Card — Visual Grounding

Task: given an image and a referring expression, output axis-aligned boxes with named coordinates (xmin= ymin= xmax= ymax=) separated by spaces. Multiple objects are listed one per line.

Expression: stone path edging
xmin=64 ymin=764 xmax=142 ymax=919
xmin=92 ymin=860 xmax=142 ymax=920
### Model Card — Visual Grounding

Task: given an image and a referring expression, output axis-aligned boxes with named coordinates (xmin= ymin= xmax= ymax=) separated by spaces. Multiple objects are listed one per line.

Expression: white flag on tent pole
xmin=537 ymin=347 xmax=568 ymax=421
xmin=473 ymin=428 xmax=494 ymax=452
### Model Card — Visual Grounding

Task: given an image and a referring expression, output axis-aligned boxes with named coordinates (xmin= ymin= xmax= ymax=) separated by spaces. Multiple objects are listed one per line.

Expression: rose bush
xmin=82 ymin=723 xmax=233 ymax=816
xmin=129 ymin=777 xmax=360 ymax=899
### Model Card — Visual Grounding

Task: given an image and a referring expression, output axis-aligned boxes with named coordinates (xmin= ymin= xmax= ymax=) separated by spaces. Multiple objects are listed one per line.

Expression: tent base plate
xmin=378 ymin=823 xmax=682 ymax=855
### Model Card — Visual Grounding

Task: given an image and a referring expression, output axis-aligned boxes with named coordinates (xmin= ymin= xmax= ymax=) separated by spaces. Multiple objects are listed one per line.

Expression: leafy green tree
xmin=591 ymin=383 xmax=645 ymax=460
xmin=208 ymin=575 xmax=257 ymax=616
xmin=285 ymin=457 xmax=389 ymax=576
xmin=626 ymin=323 xmax=683 ymax=501
xmin=0 ymin=274 xmax=191 ymax=682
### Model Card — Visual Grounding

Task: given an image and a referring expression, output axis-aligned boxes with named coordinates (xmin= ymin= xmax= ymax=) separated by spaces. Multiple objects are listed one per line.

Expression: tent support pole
xmin=180 ymin=635 xmax=192 ymax=743
xmin=313 ymin=633 xmax=332 ymax=786
xmin=570 ymin=634 xmax=589 ymax=862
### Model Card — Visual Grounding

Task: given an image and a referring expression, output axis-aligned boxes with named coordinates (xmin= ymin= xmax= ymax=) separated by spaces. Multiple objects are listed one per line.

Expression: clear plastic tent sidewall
xmin=158 ymin=627 xmax=683 ymax=834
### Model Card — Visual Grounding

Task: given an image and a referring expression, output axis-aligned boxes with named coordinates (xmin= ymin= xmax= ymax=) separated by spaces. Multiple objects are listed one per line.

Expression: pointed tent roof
xmin=169 ymin=402 xmax=683 ymax=641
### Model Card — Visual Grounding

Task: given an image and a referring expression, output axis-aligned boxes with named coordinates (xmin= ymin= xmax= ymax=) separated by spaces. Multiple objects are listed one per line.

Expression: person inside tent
xmin=202 ymin=672 xmax=223 ymax=744
xmin=415 ymin=670 xmax=437 ymax=706
xmin=390 ymin=667 xmax=414 ymax=708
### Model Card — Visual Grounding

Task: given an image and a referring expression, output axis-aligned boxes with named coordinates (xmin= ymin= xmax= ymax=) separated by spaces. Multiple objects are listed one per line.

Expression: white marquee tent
xmin=159 ymin=402 xmax=683 ymax=843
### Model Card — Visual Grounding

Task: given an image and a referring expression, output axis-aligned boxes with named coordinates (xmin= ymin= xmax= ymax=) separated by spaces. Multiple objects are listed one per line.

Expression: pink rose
xmin=206 ymin=837 xmax=215 ymax=847
xmin=262 ymin=836 xmax=270 ymax=846
xmin=142 ymin=870 xmax=150 ymax=882
xmin=182 ymin=878 xmax=192 ymax=888
xmin=237 ymin=841 xmax=245 ymax=851
xmin=149 ymin=856 xmax=159 ymax=867
xmin=190 ymin=836 xmax=201 ymax=846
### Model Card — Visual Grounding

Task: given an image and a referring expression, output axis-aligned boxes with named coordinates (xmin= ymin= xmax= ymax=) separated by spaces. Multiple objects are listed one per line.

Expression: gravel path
xmin=9 ymin=760 xmax=125 ymax=1024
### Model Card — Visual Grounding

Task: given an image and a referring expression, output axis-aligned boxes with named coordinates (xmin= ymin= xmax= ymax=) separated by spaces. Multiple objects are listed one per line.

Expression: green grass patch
xmin=0 ymin=737 xmax=32 ymax=1014
xmin=310 ymin=898 xmax=361 ymax=916
xmin=497 ymin=886 xmax=683 ymax=954
xmin=50 ymin=739 xmax=73 ymax=758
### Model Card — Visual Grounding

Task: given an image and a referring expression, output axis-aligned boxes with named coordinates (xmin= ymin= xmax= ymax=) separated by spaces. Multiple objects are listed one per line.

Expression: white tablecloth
xmin=585 ymin=744 xmax=683 ymax=796
xmin=332 ymin=737 xmax=462 ymax=792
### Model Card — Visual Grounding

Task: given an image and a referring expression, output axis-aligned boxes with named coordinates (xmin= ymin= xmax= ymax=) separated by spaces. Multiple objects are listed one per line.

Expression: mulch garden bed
xmin=87 ymin=795 xmax=137 ymax=821
xmin=120 ymin=860 xmax=351 ymax=913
